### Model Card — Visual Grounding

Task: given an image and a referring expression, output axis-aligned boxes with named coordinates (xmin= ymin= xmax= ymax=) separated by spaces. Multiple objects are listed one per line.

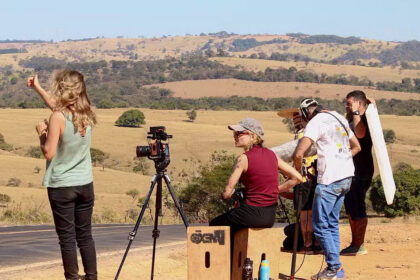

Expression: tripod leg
xmin=163 ymin=174 xmax=189 ymax=227
xmin=114 ymin=175 xmax=159 ymax=280
xmin=150 ymin=175 xmax=163 ymax=280
xmin=290 ymin=185 xmax=303 ymax=280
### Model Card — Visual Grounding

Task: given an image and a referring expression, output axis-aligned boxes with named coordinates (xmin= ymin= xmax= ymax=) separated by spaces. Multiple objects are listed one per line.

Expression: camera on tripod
xmin=116 ymin=126 xmax=188 ymax=280
xmin=136 ymin=126 xmax=172 ymax=160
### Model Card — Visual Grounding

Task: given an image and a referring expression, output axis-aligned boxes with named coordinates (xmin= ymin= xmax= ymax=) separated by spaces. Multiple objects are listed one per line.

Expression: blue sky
xmin=1 ymin=0 xmax=418 ymax=42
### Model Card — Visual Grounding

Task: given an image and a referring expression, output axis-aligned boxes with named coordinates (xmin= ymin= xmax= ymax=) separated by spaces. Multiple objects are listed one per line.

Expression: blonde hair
xmin=51 ymin=70 xmax=97 ymax=134
xmin=243 ymin=131 xmax=264 ymax=152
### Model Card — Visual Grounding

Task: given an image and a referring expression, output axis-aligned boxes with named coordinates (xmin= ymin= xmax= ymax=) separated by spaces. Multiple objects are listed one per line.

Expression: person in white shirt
xmin=293 ymin=98 xmax=361 ymax=280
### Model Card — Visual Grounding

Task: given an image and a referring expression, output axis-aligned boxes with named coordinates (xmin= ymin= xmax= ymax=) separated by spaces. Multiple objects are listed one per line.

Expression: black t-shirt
xmin=351 ymin=114 xmax=374 ymax=176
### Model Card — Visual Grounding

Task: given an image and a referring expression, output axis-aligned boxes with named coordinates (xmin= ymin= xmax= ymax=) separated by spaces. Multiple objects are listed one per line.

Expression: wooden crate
xmin=187 ymin=226 xmax=231 ymax=280
xmin=231 ymin=227 xmax=285 ymax=280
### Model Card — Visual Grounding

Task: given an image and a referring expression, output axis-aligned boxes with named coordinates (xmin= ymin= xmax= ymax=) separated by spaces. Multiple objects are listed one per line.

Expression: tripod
xmin=114 ymin=166 xmax=189 ymax=280
xmin=290 ymin=183 xmax=303 ymax=280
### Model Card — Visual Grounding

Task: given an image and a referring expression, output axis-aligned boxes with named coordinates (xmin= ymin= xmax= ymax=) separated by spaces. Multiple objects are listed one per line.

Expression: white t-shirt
xmin=303 ymin=111 xmax=355 ymax=185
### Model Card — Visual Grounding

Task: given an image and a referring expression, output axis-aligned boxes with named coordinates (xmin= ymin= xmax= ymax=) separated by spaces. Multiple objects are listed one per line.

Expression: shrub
xmin=115 ymin=109 xmax=145 ymax=127
xmin=7 ymin=178 xmax=21 ymax=187
xmin=132 ymin=157 xmax=150 ymax=175
xmin=370 ymin=163 xmax=420 ymax=217
xmin=26 ymin=146 xmax=43 ymax=158
xmin=177 ymin=151 xmax=236 ymax=223
xmin=0 ymin=133 xmax=13 ymax=151
xmin=126 ymin=189 xmax=139 ymax=200
xmin=186 ymin=109 xmax=197 ymax=122
xmin=383 ymin=129 xmax=396 ymax=144
xmin=0 ymin=193 xmax=11 ymax=203
xmin=126 ymin=208 xmax=139 ymax=221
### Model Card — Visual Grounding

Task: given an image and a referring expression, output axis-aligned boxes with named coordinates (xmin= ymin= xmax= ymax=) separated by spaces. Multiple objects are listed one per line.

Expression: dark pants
xmin=48 ymin=182 xmax=97 ymax=280
xmin=344 ymin=176 xmax=372 ymax=220
xmin=209 ymin=202 xmax=277 ymax=254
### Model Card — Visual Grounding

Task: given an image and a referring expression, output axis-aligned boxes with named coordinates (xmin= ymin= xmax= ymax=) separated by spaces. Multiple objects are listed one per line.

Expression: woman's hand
xmin=27 ymin=74 xmax=41 ymax=90
xmin=27 ymin=74 xmax=56 ymax=110
xmin=36 ymin=119 xmax=49 ymax=136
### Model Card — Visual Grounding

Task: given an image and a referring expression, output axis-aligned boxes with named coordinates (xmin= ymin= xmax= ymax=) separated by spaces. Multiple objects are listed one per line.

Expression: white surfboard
xmin=365 ymin=104 xmax=396 ymax=205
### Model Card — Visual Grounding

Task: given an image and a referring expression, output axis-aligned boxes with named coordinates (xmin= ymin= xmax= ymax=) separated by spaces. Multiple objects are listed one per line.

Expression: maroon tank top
xmin=240 ymin=146 xmax=279 ymax=207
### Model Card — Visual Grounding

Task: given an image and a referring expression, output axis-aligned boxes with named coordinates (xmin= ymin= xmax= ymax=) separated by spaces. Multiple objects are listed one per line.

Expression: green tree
xmin=186 ymin=109 xmax=197 ymax=122
xmin=177 ymin=151 xmax=236 ymax=223
xmin=90 ymin=148 xmax=108 ymax=170
xmin=115 ymin=109 xmax=145 ymax=127
xmin=370 ymin=163 xmax=420 ymax=217
xmin=383 ymin=129 xmax=396 ymax=144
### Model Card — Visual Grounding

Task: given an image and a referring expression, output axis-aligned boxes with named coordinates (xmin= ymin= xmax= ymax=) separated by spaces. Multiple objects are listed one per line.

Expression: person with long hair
xmin=28 ymin=70 xmax=98 ymax=280
xmin=210 ymin=118 xmax=302 ymax=239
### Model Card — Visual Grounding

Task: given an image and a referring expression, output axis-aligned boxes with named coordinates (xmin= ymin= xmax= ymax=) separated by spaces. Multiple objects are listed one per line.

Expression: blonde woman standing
xmin=210 ymin=118 xmax=302 ymax=239
xmin=28 ymin=70 xmax=97 ymax=280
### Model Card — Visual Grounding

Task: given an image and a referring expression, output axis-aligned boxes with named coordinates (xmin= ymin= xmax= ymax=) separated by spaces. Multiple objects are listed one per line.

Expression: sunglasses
xmin=233 ymin=131 xmax=249 ymax=137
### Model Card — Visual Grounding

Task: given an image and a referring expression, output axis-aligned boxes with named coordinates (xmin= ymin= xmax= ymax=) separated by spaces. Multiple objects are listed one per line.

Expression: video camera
xmin=136 ymin=126 xmax=172 ymax=170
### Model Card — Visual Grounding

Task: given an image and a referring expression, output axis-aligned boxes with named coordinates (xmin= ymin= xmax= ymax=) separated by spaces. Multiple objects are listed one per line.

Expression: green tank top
xmin=43 ymin=112 xmax=93 ymax=188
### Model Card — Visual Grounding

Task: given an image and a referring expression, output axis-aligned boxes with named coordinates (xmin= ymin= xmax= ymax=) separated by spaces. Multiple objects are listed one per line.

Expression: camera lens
xmin=136 ymin=145 xmax=151 ymax=157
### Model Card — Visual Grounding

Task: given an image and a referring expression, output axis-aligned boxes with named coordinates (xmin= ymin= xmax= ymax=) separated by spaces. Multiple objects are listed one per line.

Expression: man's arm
xmin=293 ymin=137 xmax=313 ymax=173
xmin=352 ymin=114 xmax=366 ymax=139
xmin=349 ymin=135 xmax=361 ymax=157
xmin=350 ymin=101 xmax=366 ymax=139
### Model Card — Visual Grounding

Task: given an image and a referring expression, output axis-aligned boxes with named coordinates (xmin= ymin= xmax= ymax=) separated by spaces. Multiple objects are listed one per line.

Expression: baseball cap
xmin=228 ymin=118 xmax=264 ymax=137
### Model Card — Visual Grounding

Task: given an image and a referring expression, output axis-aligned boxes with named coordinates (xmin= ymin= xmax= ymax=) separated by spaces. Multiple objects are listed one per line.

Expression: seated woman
xmin=210 ymin=118 xmax=302 ymax=237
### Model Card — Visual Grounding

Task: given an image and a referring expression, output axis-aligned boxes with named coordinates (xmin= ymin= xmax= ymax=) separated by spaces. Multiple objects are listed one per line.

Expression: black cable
xmin=294 ymin=210 xmax=310 ymax=274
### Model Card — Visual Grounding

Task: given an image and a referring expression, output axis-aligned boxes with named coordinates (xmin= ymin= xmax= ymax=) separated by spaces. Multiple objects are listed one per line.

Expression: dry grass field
xmin=0 ymin=108 xmax=419 ymax=225
xmin=147 ymin=78 xmax=420 ymax=100
xmin=211 ymin=57 xmax=420 ymax=83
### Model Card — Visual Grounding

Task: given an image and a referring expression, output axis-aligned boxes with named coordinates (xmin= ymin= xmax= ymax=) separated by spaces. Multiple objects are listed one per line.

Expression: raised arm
xmin=222 ymin=154 xmax=247 ymax=200
xmin=28 ymin=74 xmax=56 ymax=110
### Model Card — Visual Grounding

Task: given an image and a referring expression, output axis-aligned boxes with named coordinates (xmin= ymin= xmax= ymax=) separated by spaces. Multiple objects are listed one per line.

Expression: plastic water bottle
xmin=260 ymin=260 xmax=270 ymax=280
xmin=242 ymin=257 xmax=253 ymax=280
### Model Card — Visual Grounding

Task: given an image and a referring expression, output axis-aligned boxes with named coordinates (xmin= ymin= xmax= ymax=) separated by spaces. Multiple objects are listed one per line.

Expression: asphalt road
xmin=0 ymin=223 xmax=187 ymax=269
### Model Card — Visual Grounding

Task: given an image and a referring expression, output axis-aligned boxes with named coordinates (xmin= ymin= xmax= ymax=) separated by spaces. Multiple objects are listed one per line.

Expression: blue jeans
xmin=312 ymin=177 xmax=352 ymax=270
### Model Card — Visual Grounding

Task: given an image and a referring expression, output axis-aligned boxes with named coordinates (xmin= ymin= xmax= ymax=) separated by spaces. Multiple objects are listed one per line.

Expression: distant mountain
xmin=0 ymin=33 xmax=419 ymax=68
